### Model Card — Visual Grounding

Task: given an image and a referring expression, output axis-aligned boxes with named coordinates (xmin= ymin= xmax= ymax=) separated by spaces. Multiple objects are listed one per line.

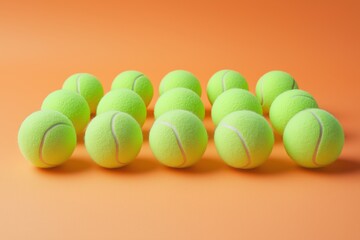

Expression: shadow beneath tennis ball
xmin=301 ymin=158 xmax=360 ymax=175
xmin=273 ymin=131 xmax=283 ymax=144
xmin=344 ymin=130 xmax=358 ymax=142
xmin=100 ymin=158 xmax=159 ymax=174
xmin=143 ymin=129 xmax=150 ymax=142
xmin=205 ymin=109 xmax=211 ymax=118
xmin=167 ymin=157 xmax=224 ymax=174
xmin=37 ymin=157 xmax=92 ymax=174
xmin=77 ymin=133 xmax=85 ymax=145
xmin=147 ymin=109 xmax=154 ymax=119
xmin=229 ymin=158 xmax=295 ymax=175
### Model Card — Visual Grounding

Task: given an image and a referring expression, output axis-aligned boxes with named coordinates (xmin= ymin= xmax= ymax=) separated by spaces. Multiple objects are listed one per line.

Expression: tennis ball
xmin=85 ymin=111 xmax=143 ymax=168
xmin=207 ymin=69 xmax=249 ymax=105
xmin=283 ymin=109 xmax=344 ymax=168
xmin=211 ymin=88 xmax=262 ymax=126
xmin=96 ymin=89 xmax=147 ymax=126
xmin=41 ymin=90 xmax=90 ymax=135
xmin=270 ymin=89 xmax=318 ymax=135
xmin=18 ymin=110 xmax=77 ymax=168
xmin=111 ymin=70 xmax=153 ymax=107
xmin=215 ymin=110 xmax=274 ymax=169
xmin=154 ymin=88 xmax=205 ymax=120
xmin=159 ymin=70 xmax=201 ymax=96
xmin=255 ymin=70 xmax=298 ymax=114
xmin=62 ymin=73 xmax=104 ymax=114
xmin=149 ymin=110 xmax=208 ymax=168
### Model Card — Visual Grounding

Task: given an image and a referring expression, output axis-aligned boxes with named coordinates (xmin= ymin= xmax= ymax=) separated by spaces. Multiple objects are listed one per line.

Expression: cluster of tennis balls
xmin=18 ymin=69 xmax=344 ymax=170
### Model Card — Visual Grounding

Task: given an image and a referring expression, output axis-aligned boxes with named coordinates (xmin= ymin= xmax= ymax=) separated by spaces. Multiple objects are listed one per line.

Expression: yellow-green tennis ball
xmin=211 ymin=88 xmax=262 ymax=126
xmin=149 ymin=110 xmax=208 ymax=168
xmin=283 ymin=109 xmax=344 ymax=168
xmin=96 ymin=89 xmax=147 ymax=126
xmin=85 ymin=111 xmax=143 ymax=168
xmin=215 ymin=110 xmax=274 ymax=169
xmin=18 ymin=110 xmax=77 ymax=168
xmin=154 ymin=88 xmax=205 ymax=120
xmin=270 ymin=89 xmax=318 ymax=135
xmin=159 ymin=70 xmax=201 ymax=96
xmin=41 ymin=90 xmax=90 ymax=135
xmin=62 ymin=73 xmax=104 ymax=114
xmin=111 ymin=70 xmax=154 ymax=107
xmin=207 ymin=69 xmax=249 ymax=105
xmin=255 ymin=70 xmax=298 ymax=114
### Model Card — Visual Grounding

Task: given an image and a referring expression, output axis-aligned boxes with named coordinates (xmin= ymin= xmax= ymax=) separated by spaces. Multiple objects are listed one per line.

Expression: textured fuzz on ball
xmin=96 ymin=89 xmax=147 ymax=126
xmin=207 ymin=69 xmax=248 ymax=105
xmin=154 ymin=88 xmax=205 ymax=120
xmin=283 ymin=109 xmax=344 ymax=168
xmin=215 ymin=110 xmax=274 ymax=169
xmin=270 ymin=89 xmax=318 ymax=135
xmin=41 ymin=89 xmax=90 ymax=135
xmin=255 ymin=70 xmax=298 ymax=114
xmin=111 ymin=70 xmax=154 ymax=107
xmin=85 ymin=111 xmax=143 ymax=168
xmin=149 ymin=110 xmax=208 ymax=168
xmin=159 ymin=70 xmax=202 ymax=96
xmin=18 ymin=110 xmax=77 ymax=168
xmin=62 ymin=73 xmax=104 ymax=114
xmin=211 ymin=88 xmax=262 ymax=125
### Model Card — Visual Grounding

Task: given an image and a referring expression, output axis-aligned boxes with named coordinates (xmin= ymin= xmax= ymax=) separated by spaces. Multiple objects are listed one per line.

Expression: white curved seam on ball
xmin=309 ymin=111 xmax=323 ymax=167
xmin=221 ymin=70 xmax=230 ymax=92
xmin=39 ymin=123 xmax=71 ymax=167
xmin=220 ymin=123 xmax=252 ymax=168
xmin=110 ymin=112 xmax=126 ymax=165
xmin=132 ymin=74 xmax=144 ymax=91
xmin=158 ymin=121 xmax=187 ymax=167
xmin=76 ymin=74 xmax=82 ymax=94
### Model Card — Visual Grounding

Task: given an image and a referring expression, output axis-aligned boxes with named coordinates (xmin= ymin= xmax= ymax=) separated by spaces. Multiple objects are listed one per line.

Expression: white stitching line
xmin=158 ymin=121 xmax=187 ymax=167
xmin=76 ymin=74 xmax=82 ymax=94
xmin=220 ymin=123 xmax=251 ymax=168
xmin=221 ymin=70 xmax=230 ymax=92
xmin=132 ymin=74 xmax=144 ymax=91
xmin=39 ymin=123 xmax=71 ymax=167
xmin=110 ymin=112 xmax=127 ymax=165
xmin=309 ymin=111 xmax=323 ymax=166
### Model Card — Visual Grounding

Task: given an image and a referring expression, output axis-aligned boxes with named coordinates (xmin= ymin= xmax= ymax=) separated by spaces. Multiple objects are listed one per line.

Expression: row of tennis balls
xmin=18 ymin=69 xmax=344 ymax=169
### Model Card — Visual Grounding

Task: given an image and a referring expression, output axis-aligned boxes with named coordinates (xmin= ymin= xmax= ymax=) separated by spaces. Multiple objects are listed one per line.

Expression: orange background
xmin=1 ymin=0 xmax=360 ymax=239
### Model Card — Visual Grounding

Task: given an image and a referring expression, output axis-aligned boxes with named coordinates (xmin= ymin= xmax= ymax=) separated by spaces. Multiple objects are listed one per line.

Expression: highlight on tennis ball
xmin=62 ymin=73 xmax=104 ymax=115
xmin=41 ymin=89 xmax=90 ymax=135
xmin=211 ymin=88 xmax=262 ymax=126
xmin=159 ymin=70 xmax=202 ymax=97
xmin=255 ymin=70 xmax=298 ymax=114
xmin=111 ymin=70 xmax=154 ymax=107
xmin=207 ymin=69 xmax=248 ymax=105
xmin=96 ymin=89 xmax=147 ymax=126
xmin=215 ymin=110 xmax=274 ymax=169
xmin=149 ymin=110 xmax=208 ymax=168
xmin=85 ymin=111 xmax=143 ymax=168
xmin=283 ymin=109 xmax=344 ymax=168
xmin=18 ymin=110 xmax=77 ymax=168
xmin=154 ymin=87 xmax=205 ymax=120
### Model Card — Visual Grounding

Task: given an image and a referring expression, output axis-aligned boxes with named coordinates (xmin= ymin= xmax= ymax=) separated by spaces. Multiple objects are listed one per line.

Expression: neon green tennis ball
xmin=215 ymin=110 xmax=274 ymax=169
xmin=41 ymin=90 xmax=90 ymax=135
xmin=211 ymin=88 xmax=262 ymax=125
xmin=62 ymin=73 xmax=104 ymax=114
xmin=255 ymin=70 xmax=298 ymax=114
xmin=96 ymin=89 xmax=147 ymax=126
xmin=283 ymin=109 xmax=345 ymax=168
xmin=149 ymin=110 xmax=208 ymax=168
xmin=159 ymin=70 xmax=201 ymax=96
xmin=111 ymin=70 xmax=154 ymax=107
xmin=270 ymin=89 xmax=318 ymax=135
xmin=154 ymin=88 xmax=205 ymax=120
xmin=207 ymin=69 xmax=248 ymax=105
xmin=18 ymin=110 xmax=77 ymax=168
xmin=85 ymin=111 xmax=143 ymax=168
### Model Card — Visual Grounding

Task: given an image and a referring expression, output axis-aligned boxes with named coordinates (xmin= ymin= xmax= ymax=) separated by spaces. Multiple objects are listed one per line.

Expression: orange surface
xmin=1 ymin=1 xmax=360 ymax=239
